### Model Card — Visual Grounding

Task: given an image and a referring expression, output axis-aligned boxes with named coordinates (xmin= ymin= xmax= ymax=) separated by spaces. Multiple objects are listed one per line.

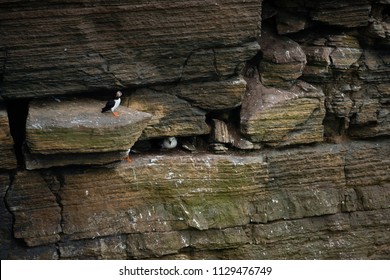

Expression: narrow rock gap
xmin=5 ymin=99 xmax=29 ymax=169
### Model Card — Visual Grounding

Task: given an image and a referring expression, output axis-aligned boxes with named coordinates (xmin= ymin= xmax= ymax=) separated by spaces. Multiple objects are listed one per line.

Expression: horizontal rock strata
xmin=0 ymin=0 xmax=261 ymax=99
xmin=5 ymin=139 xmax=389 ymax=259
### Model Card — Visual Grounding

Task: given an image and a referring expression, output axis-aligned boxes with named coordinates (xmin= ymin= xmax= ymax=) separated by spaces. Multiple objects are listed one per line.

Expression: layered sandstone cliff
xmin=0 ymin=0 xmax=389 ymax=259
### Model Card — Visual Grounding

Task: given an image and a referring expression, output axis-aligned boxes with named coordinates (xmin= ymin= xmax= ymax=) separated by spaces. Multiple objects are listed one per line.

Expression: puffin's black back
xmin=101 ymin=99 xmax=115 ymax=112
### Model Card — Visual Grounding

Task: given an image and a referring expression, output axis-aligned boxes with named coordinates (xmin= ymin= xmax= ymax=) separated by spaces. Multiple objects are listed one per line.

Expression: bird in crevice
xmin=123 ymin=148 xmax=132 ymax=163
xmin=101 ymin=91 xmax=122 ymax=117
xmin=161 ymin=136 xmax=178 ymax=149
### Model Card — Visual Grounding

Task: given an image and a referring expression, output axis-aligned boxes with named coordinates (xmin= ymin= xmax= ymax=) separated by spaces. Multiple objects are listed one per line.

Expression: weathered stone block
xmin=241 ymin=80 xmax=325 ymax=147
xmin=276 ymin=11 xmax=308 ymax=34
xmin=348 ymin=84 xmax=390 ymax=138
xmin=210 ymin=119 xmax=260 ymax=150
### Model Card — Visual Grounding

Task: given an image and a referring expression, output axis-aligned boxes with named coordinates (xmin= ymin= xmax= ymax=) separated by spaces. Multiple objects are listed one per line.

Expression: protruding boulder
xmin=258 ymin=28 xmax=306 ymax=88
xmin=241 ymin=80 xmax=325 ymax=147
xmin=25 ymin=98 xmax=152 ymax=168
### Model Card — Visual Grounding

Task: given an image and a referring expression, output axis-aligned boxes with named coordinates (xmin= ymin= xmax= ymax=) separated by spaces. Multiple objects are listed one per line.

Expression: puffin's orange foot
xmin=124 ymin=155 xmax=132 ymax=163
xmin=112 ymin=111 xmax=119 ymax=117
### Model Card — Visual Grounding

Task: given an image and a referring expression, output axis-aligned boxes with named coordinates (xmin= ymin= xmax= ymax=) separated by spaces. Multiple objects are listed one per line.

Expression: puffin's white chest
xmin=111 ymin=98 xmax=121 ymax=112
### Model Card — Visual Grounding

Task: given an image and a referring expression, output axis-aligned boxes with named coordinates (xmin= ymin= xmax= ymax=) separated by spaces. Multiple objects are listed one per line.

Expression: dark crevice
xmin=5 ymin=100 xmax=29 ymax=169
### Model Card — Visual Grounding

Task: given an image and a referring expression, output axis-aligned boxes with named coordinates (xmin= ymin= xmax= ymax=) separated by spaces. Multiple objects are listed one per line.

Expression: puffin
xmin=101 ymin=91 xmax=122 ymax=117
xmin=123 ymin=148 xmax=132 ymax=163
xmin=162 ymin=137 xmax=178 ymax=149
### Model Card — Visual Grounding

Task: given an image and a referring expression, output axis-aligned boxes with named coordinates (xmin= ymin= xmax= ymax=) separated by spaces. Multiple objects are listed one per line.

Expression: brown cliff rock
xmin=2 ymin=0 xmax=390 ymax=261
xmin=241 ymin=79 xmax=325 ymax=147
xmin=0 ymin=0 xmax=261 ymax=99
xmin=302 ymin=46 xmax=333 ymax=81
xmin=6 ymin=139 xmax=390 ymax=259
xmin=345 ymin=140 xmax=390 ymax=211
xmin=308 ymin=0 xmax=371 ymax=28
xmin=0 ymin=106 xmax=16 ymax=169
xmin=6 ymin=172 xmax=61 ymax=246
xmin=210 ymin=119 xmax=260 ymax=150
xmin=249 ymin=209 xmax=390 ymax=259
xmin=0 ymin=174 xmax=13 ymax=259
xmin=125 ymin=89 xmax=210 ymax=139
xmin=59 ymin=154 xmax=267 ymax=240
xmin=259 ymin=28 xmax=307 ymax=88
xmin=174 ymin=77 xmax=246 ymax=111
